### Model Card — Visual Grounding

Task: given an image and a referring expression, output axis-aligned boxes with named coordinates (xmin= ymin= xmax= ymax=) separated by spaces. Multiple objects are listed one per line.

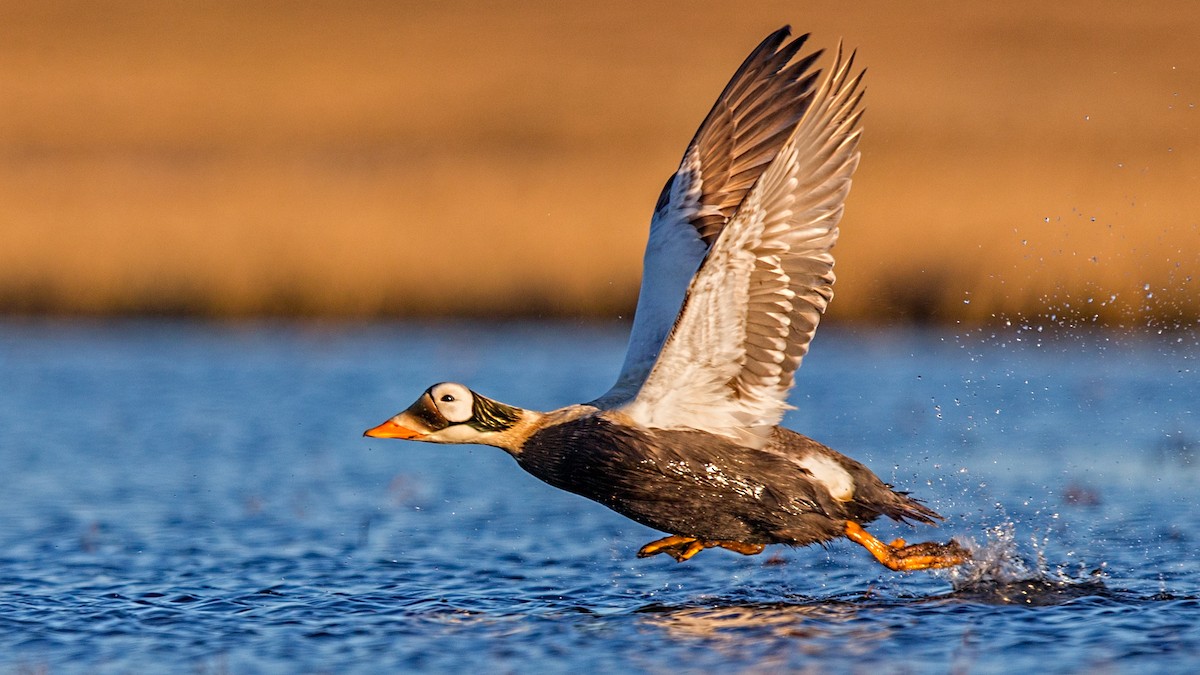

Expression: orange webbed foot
xmin=844 ymin=521 xmax=969 ymax=571
xmin=638 ymin=535 xmax=701 ymax=562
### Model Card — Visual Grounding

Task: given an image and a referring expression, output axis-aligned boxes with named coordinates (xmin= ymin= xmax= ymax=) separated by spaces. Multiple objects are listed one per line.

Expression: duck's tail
xmin=880 ymin=489 xmax=943 ymax=526
xmin=846 ymin=485 xmax=943 ymax=527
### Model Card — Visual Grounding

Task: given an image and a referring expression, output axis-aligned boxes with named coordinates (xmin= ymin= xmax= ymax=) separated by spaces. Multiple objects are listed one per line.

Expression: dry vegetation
xmin=0 ymin=0 xmax=1197 ymax=325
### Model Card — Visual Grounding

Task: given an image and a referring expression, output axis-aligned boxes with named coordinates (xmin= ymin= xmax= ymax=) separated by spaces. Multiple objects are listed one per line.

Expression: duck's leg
xmin=713 ymin=540 xmax=765 ymax=556
xmin=844 ymin=521 xmax=969 ymax=571
xmin=638 ymin=535 xmax=700 ymax=561
xmin=638 ymin=536 xmax=765 ymax=562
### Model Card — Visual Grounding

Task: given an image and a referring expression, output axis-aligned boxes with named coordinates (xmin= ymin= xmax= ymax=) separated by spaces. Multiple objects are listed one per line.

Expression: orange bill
xmin=363 ymin=419 xmax=424 ymax=439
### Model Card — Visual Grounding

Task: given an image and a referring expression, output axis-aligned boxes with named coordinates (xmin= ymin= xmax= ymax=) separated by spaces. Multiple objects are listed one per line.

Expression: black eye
xmin=440 ymin=394 xmax=455 ymax=402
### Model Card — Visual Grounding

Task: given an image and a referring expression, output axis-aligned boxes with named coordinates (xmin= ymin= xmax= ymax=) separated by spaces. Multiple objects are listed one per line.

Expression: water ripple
xmin=1 ymin=321 xmax=1197 ymax=672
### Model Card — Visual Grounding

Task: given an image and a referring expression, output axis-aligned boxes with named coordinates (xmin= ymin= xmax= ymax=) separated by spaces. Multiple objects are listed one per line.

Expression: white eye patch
xmin=429 ymin=382 xmax=474 ymax=423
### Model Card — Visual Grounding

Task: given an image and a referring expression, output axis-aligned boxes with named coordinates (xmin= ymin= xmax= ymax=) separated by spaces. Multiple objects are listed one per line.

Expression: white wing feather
xmin=618 ymin=45 xmax=864 ymax=448
xmin=593 ymin=28 xmax=823 ymax=406
xmin=596 ymin=149 xmax=709 ymax=404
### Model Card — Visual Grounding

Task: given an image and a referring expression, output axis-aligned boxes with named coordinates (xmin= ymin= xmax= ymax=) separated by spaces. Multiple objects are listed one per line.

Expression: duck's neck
xmin=480 ymin=408 xmax=545 ymax=455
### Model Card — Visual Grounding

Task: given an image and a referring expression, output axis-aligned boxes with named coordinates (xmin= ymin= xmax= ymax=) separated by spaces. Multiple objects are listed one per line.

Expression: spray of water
xmin=941 ymin=520 xmax=1109 ymax=605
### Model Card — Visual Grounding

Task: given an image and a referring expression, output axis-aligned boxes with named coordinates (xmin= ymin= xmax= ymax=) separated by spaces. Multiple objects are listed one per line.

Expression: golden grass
xmin=0 ymin=0 xmax=1197 ymax=324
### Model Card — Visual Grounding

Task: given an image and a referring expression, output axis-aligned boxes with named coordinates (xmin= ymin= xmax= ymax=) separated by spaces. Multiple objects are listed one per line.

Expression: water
xmin=1 ymin=319 xmax=1197 ymax=673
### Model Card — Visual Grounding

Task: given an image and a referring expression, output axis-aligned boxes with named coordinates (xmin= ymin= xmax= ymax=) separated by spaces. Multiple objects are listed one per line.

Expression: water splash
xmin=949 ymin=521 xmax=1035 ymax=586
xmin=942 ymin=521 xmax=1109 ymax=605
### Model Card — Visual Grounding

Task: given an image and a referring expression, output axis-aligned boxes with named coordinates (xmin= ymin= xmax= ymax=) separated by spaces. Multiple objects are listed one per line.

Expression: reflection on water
xmin=634 ymin=574 xmax=1185 ymax=672
xmin=639 ymin=600 xmax=881 ymax=644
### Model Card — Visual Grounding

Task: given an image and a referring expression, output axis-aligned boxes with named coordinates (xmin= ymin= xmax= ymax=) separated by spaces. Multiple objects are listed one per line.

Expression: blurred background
xmin=1 ymin=0 xmax=1196 ymax=325
xmin=2 ymin=6 xmax=1198 ymax=669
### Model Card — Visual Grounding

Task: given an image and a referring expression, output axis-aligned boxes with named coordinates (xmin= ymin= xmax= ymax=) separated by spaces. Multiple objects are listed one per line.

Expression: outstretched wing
xmin=592 ymin=27 xmax=824 ymax=406
xmin=617 ymin=45 xmax=864 ymax=448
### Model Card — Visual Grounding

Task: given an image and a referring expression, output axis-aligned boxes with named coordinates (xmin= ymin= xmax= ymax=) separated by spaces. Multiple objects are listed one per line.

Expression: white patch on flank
xmin=795 ymin=454 xmax=854 ymax=501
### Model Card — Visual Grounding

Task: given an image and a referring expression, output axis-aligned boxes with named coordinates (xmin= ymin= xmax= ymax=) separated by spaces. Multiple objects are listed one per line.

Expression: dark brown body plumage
xmin=516 ymin=413 xmax=939 ymax=548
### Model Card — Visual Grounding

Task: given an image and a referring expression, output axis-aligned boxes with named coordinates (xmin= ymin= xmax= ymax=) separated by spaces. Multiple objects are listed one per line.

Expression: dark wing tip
xmin=661 ymin=27 xmax=831 ymax=247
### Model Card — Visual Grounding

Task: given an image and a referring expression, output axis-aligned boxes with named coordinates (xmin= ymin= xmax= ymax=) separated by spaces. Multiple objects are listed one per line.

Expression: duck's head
xmin=363 ymin=382 xmax=530 ymax=449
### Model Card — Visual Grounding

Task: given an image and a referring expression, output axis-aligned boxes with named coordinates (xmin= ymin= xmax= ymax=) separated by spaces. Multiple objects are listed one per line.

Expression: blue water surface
xmin=0 ymin=319 xmax=1197 ymax=673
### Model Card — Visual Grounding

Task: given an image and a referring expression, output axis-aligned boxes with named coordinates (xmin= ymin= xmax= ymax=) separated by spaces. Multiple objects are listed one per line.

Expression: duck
xmin=365 ymin=26 xmax=968 ymax=571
